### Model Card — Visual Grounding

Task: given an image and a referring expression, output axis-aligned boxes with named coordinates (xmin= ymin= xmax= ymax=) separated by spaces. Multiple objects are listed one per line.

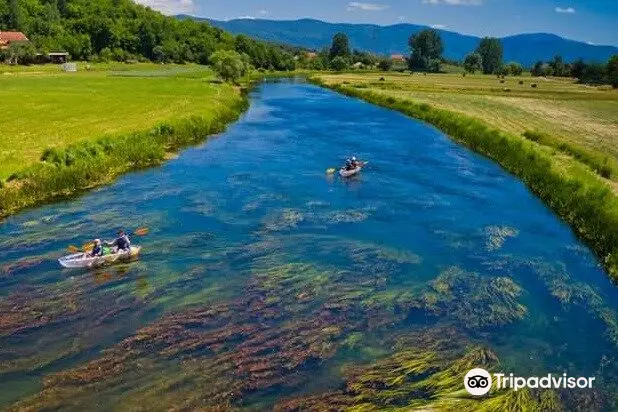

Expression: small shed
xmin=49 ymin=52 xmax=69 ymax=63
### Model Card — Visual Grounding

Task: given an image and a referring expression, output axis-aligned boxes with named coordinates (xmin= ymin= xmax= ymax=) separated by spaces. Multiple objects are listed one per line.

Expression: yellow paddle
xmin=326 ymin=168 xmax=337 ymax=175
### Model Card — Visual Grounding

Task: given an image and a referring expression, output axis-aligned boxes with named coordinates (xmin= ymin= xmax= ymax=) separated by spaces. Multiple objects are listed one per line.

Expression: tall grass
xmin=0 ymin=98 xmax=248 ymax=218
xmin=312 ymin=77 xmax=618 ymax=280
xmin=522 ymin=130 xmax=615 ymax=179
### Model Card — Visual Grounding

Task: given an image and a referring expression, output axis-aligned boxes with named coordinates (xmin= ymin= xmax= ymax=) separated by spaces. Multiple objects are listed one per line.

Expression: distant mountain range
xmin=179 ymin=16 xmax=618 ymax=67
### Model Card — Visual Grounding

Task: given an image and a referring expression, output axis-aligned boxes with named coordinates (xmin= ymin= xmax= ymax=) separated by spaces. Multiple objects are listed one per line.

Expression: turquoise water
xmin=0 ymin=80 xmax=617 ymax=410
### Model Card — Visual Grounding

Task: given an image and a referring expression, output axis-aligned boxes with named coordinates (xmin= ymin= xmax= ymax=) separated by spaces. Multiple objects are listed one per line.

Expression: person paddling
xmin=106 ymin=230 xmax=131 ymax=253
xmin=344 ymin=156 xmax=361 ymax=170
xmin=90 ymin=239 xmax=103 ymax=257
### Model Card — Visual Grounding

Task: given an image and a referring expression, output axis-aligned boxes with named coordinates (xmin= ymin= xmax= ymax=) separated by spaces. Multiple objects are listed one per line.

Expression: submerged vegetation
xmin=312 ymin=75 xmax=618 ymax=280
xmin=4 ymin=244 xmax=613 ymax=410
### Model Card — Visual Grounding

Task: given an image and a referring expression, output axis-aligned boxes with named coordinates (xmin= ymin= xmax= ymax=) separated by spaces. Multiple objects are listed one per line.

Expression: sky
xmin=136 ymin=0 xmax=618 ymax=46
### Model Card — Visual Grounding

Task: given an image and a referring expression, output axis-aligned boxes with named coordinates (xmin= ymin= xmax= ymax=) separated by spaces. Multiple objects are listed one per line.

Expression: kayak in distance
xmin=339 ymin=161 xmax=367 ymax=178
xmin=59 ymin=246 xmax=142 ymax=268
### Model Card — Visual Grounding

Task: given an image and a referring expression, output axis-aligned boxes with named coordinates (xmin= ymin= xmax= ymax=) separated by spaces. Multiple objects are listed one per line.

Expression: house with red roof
xmin=390 ymin=54 xmax=406 ymax=63
xmin=0 ymin=31 xmax=30 ymax=49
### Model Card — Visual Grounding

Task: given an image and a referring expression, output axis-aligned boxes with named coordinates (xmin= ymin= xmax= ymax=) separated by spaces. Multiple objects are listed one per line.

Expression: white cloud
xmin=422 ymin=0 xmax=482 ymax=5
xmin=134 ymin=0 xmax=194 ymax=15
xmin=258 ymin=9 xmax=269 ymax=16
xmin=346 ymin=2 xmax=390 ymax=11
xmin=237 ymin=15 xmax=256 ymax=20
xmin=555 ymin=6 xmax=575 ymax=14
xmin=431 ymin=24 xmax=447 ymax=29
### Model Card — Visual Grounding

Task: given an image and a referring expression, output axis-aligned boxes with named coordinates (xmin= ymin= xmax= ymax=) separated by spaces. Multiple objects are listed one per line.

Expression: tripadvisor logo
xmin=464 ymin=368 xmax=596 ymax=396
xmin=464 ymin=368 xmax=492 ymax=396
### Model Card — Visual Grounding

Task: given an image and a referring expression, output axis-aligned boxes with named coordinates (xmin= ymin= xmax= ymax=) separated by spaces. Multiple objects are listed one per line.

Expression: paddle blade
xmin=133 ymin=227 xmax=149 ymax=236
xmin=82 ymin=242 xmax=95 ymax=252
xmin=67 ymin=245 xmax=80 ymax=253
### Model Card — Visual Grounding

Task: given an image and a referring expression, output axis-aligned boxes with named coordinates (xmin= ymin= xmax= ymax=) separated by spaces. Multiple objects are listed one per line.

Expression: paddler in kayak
xmin=344 ymin=156 xmax=360 ymax=170
xmin=90 ymin=239 xmax=103 ymax=257
xmin=105 ymin=230 xmax=131 ymax=253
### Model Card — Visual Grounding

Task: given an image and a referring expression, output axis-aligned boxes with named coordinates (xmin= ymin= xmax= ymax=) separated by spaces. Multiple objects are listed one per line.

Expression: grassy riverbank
xmin=312 ymin=73 xmax=618 ymax=280
xmin=0 ymin=63 xmax=247 ymax=218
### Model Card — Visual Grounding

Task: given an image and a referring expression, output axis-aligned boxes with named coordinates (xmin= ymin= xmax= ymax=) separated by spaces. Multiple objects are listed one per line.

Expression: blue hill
xmin=179 ymin=16 xmax=618 ymax=67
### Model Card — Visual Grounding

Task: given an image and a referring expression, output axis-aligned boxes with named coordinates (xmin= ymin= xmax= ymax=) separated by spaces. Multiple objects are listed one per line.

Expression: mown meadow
xmin=317 ymin=72 xmax=618 ymax=182
xmin=312 ymin=72 xmax=618 ymax=279
xmin=0 ymin=63 xmax=247 ymax=217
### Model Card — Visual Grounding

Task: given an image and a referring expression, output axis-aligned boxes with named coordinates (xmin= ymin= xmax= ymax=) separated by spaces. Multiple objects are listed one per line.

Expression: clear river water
xmin=0 ymin=80 xmax=617 ymax=410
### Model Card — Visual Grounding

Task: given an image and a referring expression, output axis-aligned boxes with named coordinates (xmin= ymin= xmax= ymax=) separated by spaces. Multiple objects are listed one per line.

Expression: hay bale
xmin=531 ymin=83 xmax=538 ymax=88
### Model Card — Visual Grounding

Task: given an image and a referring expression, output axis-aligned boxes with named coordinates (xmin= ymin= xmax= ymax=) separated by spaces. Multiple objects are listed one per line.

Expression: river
xmin=1 ymin=80 xmax=616 ymax=410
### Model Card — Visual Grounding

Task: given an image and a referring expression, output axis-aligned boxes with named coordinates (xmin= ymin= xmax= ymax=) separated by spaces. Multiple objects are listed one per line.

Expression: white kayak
xmin=339 ymin=162 xmax=367 ymax=178
xmin=59 ymin=246 xmax=142 ymax=268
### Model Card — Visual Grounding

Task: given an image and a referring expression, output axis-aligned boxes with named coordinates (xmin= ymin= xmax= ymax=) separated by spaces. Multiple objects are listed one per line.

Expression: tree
xmin=378 ymin=58 xmax=393 ymax=71
xmin=152 ymin=45 xmax=165 ymax=63
xmin=330 ymin=56 xmax=348 ymax=71
xmin=506 ymin=61 xmax=523 ymax=76
xmin=408 ymin=29 xmax=443 ymax=72
xmin=580 ymin=63 xmax=606 ymax=84
xmin=530 ymin=61 xmax=543 ymax=76
xmin=570 ymin=58 xmax=586 ymax=79
xmin=476 ymin=37 xmax=503 ymax=74
xmin=330 ymin=33 xmax=351 ymax=60
xmin=0 ymin=0 xmax=295 ymax=66
xmin=607 ymin=55 xmax=618 ymax=88
xmin=463 ymin=52 xmax=482 ymax=74
xmin=548 ymin=55 xmax=566 ymax=76
xmin=209 ymin=50 xmax=248 ymax=83
xmin=8 ymin=0 xmax=23 ymax=30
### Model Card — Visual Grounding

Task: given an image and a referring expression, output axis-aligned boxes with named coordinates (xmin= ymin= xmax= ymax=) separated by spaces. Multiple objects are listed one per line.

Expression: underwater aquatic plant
xmin=484 ymin=225 xmax=519 ymax=251
xmin=402 ymin=267 xmax=528 ymax=329
xmin=276 ymin=327 xmax=565 ymax=412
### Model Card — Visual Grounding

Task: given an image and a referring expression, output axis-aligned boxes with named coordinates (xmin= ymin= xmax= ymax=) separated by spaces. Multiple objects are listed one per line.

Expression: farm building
xmin=0 ymin=31 xmax=29 ymax=49
xmin=390 ymin=54 xmax=406 ymax=63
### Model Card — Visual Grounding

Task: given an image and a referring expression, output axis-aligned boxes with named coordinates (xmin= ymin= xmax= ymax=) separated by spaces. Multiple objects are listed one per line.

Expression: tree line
xmin=316 ymin=30 xmax=617 ymax=87
xmin=530 ymin=55 xmax=618 ymax=86
xmin=0 ymin=0 xmax=296 ymax=71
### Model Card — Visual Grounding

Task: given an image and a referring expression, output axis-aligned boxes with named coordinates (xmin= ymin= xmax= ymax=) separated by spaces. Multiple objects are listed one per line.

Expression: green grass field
xmin=0 ymin=63 xmax=239 ymax=180
xmin=317 ymin=72 xmax=618 ymax=186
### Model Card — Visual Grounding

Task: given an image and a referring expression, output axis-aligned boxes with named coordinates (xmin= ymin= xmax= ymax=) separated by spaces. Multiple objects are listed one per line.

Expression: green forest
xmin=0 ymin=0 xmax=296 ymax=69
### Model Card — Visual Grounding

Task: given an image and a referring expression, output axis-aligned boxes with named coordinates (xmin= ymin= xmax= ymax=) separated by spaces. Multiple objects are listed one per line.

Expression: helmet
xmin=94 ymin=239 xmax=101 ymax=244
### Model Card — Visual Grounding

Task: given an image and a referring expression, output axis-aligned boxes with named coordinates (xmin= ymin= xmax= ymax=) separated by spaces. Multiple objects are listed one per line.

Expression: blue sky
xmin=139 ymin=0 xmax=618 ymax=46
